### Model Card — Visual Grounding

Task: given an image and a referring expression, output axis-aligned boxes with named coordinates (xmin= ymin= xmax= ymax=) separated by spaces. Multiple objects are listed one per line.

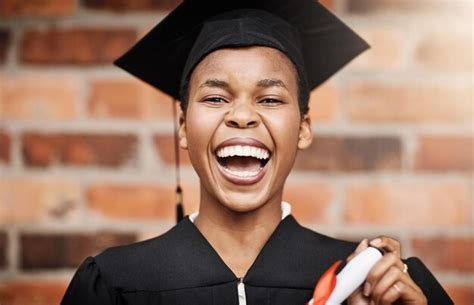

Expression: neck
xmin=194 ymin=188 xmax=283 ymax=278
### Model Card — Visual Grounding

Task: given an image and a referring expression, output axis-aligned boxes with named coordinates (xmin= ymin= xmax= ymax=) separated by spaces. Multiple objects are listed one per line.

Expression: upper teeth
xmin=216 ymin=145 xmax=270 ymax=159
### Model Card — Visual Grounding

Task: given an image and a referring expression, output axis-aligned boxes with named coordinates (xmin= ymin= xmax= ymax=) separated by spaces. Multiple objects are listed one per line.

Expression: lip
xmin=213 ymin=137 xmax=272 ymax=186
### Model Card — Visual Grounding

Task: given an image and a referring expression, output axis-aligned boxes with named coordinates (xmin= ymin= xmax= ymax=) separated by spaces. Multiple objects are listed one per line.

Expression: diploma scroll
xmin=308 ymin=247 xmax=383 ymax=305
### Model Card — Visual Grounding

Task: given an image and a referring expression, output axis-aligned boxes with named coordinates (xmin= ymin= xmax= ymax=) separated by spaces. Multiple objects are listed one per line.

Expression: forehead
xmin=191 ymin=46 xmax=298 ymax=83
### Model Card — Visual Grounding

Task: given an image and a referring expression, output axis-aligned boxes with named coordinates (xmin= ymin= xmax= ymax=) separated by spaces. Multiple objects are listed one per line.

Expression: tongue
xmin=225 ymin=156 xmax=262 ymax=172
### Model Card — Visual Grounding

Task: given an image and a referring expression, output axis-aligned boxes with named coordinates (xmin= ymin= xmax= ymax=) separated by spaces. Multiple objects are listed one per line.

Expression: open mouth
xmin=214 ymin=140 xmax=271 ymax=185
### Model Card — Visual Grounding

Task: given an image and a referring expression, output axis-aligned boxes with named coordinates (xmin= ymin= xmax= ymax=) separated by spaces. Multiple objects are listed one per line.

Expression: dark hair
xmin=179 ymin=62 xmax=310 ymax=116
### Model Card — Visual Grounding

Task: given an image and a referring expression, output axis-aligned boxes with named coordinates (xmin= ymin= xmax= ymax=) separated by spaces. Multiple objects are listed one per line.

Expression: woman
xmin=61 ymin=1 xmax=453 ymax=304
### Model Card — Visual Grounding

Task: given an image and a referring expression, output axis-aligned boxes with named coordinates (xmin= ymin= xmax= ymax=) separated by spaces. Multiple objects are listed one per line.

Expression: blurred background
xmin=0 ymin=0 xmax=472 ymax=304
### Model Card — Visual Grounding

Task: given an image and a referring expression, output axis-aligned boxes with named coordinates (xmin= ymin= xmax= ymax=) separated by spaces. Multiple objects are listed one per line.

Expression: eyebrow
xmin=257 ymin=78 xmax=288 ymax=91
xmin=199 ymin=79 xmax=230 ymax=89
xmin=198 ymin=78 xmax=288 ymax=91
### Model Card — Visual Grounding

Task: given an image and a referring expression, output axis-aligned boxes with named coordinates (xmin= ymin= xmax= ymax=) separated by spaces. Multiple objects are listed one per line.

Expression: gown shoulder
xmin=61 ymin=256 xmax=114 ymax=305
xmin=404 ymin=257 xmax=453 ymax=304
xmin=77 ymin=218 xmax=237 ymax=293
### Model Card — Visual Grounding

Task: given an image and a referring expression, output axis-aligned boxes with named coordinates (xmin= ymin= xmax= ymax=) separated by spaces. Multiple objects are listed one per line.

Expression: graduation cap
xmin=114 ymin=0 xmax=369 ymax=222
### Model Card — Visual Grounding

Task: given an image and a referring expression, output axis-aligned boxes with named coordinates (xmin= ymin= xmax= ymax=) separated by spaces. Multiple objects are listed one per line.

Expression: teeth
xmin=216 ymin=145 xmax=270 ymax=159
xmin=223 ymin=167 xmax=261 ymax=177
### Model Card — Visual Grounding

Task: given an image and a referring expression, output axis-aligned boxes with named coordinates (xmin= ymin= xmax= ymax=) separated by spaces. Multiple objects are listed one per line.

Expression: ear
xmin=178 ymin=112 xmax=188 ymax=149
xmin=298 ymin=114 xmax=312 ymax=150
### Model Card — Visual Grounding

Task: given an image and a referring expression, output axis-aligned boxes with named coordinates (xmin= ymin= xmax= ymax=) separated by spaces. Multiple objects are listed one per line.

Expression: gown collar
xmin=184 ymin=206 xmax=318 ymax=289
xmin=183 ymin=206 xmax=352 ymax=290
xmin=188 ymin=201 xmax=292 ymax=223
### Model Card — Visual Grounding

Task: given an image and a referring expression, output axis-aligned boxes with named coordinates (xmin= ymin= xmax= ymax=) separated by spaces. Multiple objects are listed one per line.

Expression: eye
xmin=258 ymin=98 xmax=284 ymax=106
xmin=203 ymin=97 xmax=228 ymax=105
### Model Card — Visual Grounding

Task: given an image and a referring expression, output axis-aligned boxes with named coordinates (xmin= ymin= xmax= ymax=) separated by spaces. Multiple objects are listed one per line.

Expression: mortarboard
xmin=114 ymin=0 xmax=369 ymax=222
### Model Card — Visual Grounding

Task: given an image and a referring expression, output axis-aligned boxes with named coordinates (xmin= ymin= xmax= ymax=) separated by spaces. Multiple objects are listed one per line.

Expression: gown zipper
xmin=237 ymin=277 xmax=247 ymax=305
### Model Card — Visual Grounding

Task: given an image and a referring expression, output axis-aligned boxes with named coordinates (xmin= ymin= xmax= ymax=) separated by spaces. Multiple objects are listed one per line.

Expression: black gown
xmin=61 ymin=215 xmax=453 ymax=305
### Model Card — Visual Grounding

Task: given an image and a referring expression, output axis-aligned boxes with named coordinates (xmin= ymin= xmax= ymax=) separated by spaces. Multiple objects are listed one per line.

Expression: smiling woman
xmin=182 ymin=47 xmax=310 ymax=217
xmin=60 ymin=1 xmax=453 ymax=305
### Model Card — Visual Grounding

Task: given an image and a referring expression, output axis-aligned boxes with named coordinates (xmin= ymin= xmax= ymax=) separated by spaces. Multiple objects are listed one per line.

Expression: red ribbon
xmin=307 ymin=260 xmax=342 ymax=305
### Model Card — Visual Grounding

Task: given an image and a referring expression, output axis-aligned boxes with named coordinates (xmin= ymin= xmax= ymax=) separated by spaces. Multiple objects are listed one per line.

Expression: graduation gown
xmin=61 ymin=215 xmax=453 ymax=305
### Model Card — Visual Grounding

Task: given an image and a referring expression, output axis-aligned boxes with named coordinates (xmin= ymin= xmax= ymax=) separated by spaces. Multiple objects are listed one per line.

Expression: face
xmin=179 ymin=46 xmax=312 ymax=213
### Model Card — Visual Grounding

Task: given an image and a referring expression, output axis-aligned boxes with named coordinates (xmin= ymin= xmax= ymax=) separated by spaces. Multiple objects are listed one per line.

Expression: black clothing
xmin=62 ymin=215 xmax=453 ymax=305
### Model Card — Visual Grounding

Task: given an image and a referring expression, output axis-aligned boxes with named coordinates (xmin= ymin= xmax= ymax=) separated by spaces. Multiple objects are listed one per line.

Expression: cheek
xmin=185 ymin=106 xmax=221 ymax=153
xmin=267 ymin=111 xmax=301 ymax=150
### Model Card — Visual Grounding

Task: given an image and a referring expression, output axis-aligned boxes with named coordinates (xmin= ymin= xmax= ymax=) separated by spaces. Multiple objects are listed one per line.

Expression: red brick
xmin=345 ymin=183 xmax=471 ymax=227
xmin=0 ymin=130 xmax=10 ymax=163
xmin=82 ymin=0 xmax=181 ymax=11
xmin=87 ymin=183 xmax=200 ymax=221
xmin=347 ymin=0 xmax=472 ymax=16
xmin=415 ymin=31 xmax=473 ymax=71
xmin=308 ymin=82 xmax=338 ymax=122
xmin=411 ymin=237 xmax=474 ymax=272
xmin=0 ymin=75 xmax=79 ymax=120
xmin=20 ymin=28 xmax=137 ymax=65
xmin=88 ymin=79 xmax=175 ymax=120
xmin=0 ymin=28 xmax=11 ymax=63
xmin=444 ymin=285 xmax=474 ymax=305
xmin=0 ymin=232 xmax=6 ymax=268
xmin=22 ymin=133 xmax=138 ymax=167
xmin=415 ymin=136 xmax=474 ymax=172
xmin=346 ymin=82 xmax=473 ymax=123
xmin=0 ymin=0 xmax=75 ymax=17
xmin=293 ymin=136 xmax=401 ymax=171
xmin=154 ymin=134 xmax=192 ymax=166
xmin=0 ymin=178 xmax=80 ymax=224
xmin=283 ymin=182 xmax=332 ymax=223
xmin=20 ymin=232 xmax=136 ymax=269
xmin=0 ymin=281 xmax=68 ymax=305
xmin=319 ymin=0 xmax=334 ymax=10
xmin=350 ymin=27 xmax=404 ymax=70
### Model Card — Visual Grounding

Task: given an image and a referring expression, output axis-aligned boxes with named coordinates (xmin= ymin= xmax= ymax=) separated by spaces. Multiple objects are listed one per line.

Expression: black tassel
xmin=172 ymin=99 xmax=184 ymax=223
xmin=176 ymin=186 xmax=184 ymax=222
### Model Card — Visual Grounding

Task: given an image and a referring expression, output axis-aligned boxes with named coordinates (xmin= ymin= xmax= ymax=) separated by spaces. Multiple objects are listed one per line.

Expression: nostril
xmin=226 ymin=119 xmax=258 ymax=128
xmin=247 ymin=120 xmax=258 ymax=127
xmin=224 ymin=110 xmax=260 ymax=128
xmin=227 ymin=120 xmax=240 ymax=128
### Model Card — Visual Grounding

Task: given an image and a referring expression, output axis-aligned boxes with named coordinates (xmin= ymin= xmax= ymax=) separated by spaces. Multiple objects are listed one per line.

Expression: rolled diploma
xmin=325 ymin=247 xmax=383 ymax=305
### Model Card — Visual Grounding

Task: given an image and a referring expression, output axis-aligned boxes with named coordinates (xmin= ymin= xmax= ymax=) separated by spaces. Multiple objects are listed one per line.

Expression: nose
xmin=224 ymin=102 xmax=260 ymax=128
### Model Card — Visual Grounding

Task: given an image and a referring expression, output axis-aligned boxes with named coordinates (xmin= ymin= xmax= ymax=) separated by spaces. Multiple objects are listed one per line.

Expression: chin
xmin=215 ymin=182 xmax=283 ymax=215
xmin=220 ymin=195 xmax=266 ymax=214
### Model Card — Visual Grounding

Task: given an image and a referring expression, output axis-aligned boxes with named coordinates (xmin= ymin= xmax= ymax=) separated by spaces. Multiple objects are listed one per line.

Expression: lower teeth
xmin=223 ymin=167 xmax=261 ymax=178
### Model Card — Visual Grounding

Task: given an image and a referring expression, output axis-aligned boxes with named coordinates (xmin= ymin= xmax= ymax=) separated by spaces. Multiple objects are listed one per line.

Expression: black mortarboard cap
xmin=114 ymin=0 xmax=369 ymax=101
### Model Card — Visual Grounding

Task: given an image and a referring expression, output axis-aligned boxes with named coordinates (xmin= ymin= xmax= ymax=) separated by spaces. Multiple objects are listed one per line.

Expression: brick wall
xmin=0 ymin=0 xmax=472 ymax=304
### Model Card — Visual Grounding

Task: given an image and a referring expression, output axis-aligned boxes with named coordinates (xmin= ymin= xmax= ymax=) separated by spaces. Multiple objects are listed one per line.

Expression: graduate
xmin=61 ymin=0 xmax=453 ymax=304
